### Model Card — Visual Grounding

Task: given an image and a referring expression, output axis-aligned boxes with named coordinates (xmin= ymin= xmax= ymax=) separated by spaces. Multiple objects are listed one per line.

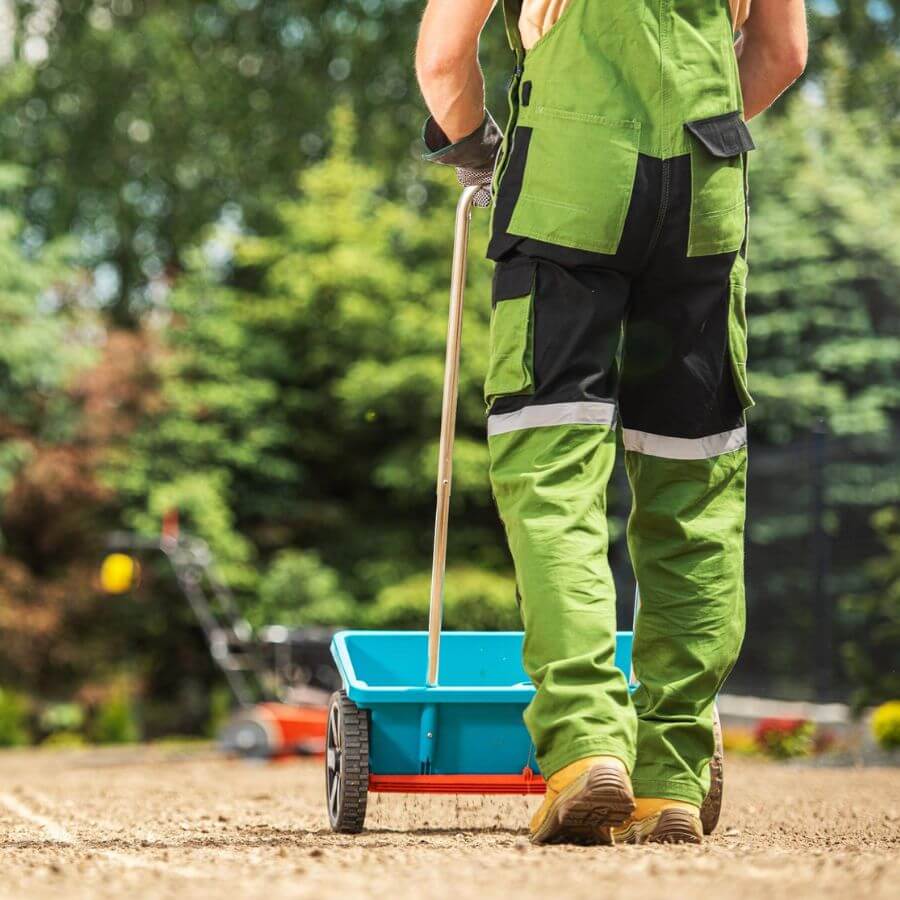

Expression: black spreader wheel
xmin=700 ymin=703 xmax=725 ymax=835
xmin=325 ymin=690 xmax=369 ymax=833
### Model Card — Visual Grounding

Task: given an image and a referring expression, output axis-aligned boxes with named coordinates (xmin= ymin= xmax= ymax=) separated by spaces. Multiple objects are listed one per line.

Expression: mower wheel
xmin=700 ymin=703 xmax=725 ymax=834
xmin=219 ymin=714 xmax=273 ymax=759
xmin=325 ymin=691 xmax=369 ymax=833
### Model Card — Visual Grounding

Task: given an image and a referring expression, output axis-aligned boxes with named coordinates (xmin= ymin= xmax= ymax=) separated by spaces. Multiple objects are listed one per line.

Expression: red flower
xmin=754 ymin=717 xmax=807 ymax=739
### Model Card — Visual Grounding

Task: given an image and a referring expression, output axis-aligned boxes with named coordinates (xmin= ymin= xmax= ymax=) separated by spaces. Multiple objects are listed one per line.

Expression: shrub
xmin=0 ymin=688 xmax=30 ymax=747
xmin=206 ymin=684 xmax=233 ymax=739
xmin=813 ymin=729 xmax=838 ymax=755
xmin=366 ymin=567 xmax=520 ymax=631
xmin=253 ymin=550 xmax=360 ymax=627
xmin=41 ymin=731 xmax=86 ymax=748
xmin=40 ymin=702 xmax=85 ymax=736
xmin=753 ymin=717 xmax=816 ymax=759
xmin=91 ymin=689 xmax=140 ymax=744
xmin=871 ymin=700 xmax=900 ymax=750
xmin=721 ymin=727 xmax=759 ymax=756
xmin=841 ymin=509 xmax=900 ymax=709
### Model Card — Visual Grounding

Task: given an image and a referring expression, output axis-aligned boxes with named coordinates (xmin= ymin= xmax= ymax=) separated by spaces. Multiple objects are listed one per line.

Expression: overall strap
xmin=500 ymin=0 xmax=525 ymax=66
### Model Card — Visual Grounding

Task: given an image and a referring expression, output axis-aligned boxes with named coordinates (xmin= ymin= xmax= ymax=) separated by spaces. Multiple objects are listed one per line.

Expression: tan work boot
xmin=529 ymin=756 xmax=635 ymax=845
xmin=612 ymin=797 xmax=703 ymax=845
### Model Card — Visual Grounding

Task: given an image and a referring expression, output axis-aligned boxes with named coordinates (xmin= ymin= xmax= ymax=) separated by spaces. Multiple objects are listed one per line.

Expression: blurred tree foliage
xmin=0 ymin=164 xmax=112 ymax=611
xmin=750 ymin=95 xmax=900 ymax=444
xmin=107 ymin=105 xmax=509 ymax=618
xmin=0 ymin=165 xmax=95 ymax=546
xmin=366 ymin=566 xmax=521 ymax=631
xmin=90 ymin=679 xmax=139 ymax=743
xmin=0 ymin=0 xmax=496 ymax=322
xmin=733 ymin=72 xmax=900 ymax=696
xmin=0 ymin=2 xmax=898 ymax=729
xmin=255 ymin=549 xmax=358 ymax=628
xmin=0 ymin=173 xmax=217 ymax=729
xmin=841 ymin=508 xmax=900 ymax=708
xmin=0 ymin=687 xmax=30 ymax=746
xmin=806 ymin=0 xmax=900 ymax=120
xmin=0 ymin=186 xmax=102 ymax=710
xmin=1 ymin=1 xmax=895 ymax=321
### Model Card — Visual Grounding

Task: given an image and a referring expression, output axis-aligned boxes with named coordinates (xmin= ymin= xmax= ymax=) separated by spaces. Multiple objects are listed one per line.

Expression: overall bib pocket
xmin=507 ymin=105 xmax=641 ymax=255
xmin=685 ymin=111 xmax=755 ymax=257
xmin=484 ymin=260 xmax=537 ymax=408
xmin=727 ymin=254 xmax=754 ymax=411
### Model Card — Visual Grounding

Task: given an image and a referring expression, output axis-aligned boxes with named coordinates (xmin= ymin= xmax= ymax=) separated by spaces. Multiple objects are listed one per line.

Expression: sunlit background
xmin=0 ymin=1 xmax=897 ymax=761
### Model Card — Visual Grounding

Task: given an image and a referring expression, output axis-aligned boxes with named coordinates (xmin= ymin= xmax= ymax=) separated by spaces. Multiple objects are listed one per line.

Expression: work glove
xmin=422 ymin=111 xmax=502 ymax=208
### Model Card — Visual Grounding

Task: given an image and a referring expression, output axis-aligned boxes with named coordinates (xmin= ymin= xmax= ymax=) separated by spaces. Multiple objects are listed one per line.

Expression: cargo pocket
xmin=728 ymin=254 xmax=754 ymax=411
xmin=484 ymin=261 xmax=537 ymax=408
xmin=507 ymin=103 xmax=641 ymax=255
xmin=685 ymin=111 xmax=754 ymax=258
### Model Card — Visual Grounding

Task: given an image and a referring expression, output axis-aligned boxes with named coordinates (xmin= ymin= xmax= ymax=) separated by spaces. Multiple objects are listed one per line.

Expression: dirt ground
xmin=0 ymin=746 xmax=897 ymax=900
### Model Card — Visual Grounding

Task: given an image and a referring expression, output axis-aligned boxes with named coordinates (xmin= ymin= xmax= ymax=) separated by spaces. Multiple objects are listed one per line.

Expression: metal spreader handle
xmin=426 ymin=185 xmax=482 ymax=686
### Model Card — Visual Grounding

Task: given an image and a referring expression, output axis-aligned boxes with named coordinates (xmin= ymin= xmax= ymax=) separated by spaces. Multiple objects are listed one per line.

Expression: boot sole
xmin=647 ymin=808 xmax=703 ymax=844
xmin=531 ymin=766 xmax=636 ymax=846
xmin=614 ymin=807 xmax=703 ymax=845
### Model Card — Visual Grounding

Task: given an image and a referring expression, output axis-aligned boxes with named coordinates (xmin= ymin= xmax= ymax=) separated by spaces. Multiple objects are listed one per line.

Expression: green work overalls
xmin=486 ymin=0 xmax=753 ymax=806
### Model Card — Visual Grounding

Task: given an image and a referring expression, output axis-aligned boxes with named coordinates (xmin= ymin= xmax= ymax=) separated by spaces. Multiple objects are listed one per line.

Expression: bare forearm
xmin=738 ymin=0 xmax=807 ymax=119
xmin=416 ymin=0 xmax=495 ymax=143
xmin=416 ymin=50 xmax=485 ymax=143
xmin=739 ymin=38 xmax=805 ymax=119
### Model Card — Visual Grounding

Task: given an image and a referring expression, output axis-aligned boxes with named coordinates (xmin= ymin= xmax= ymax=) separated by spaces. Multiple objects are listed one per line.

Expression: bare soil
xmin=1 ymin=746 xmax=897 ymax=899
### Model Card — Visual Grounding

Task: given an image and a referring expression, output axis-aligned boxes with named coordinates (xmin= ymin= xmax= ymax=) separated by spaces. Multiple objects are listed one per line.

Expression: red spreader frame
xmin=368 ymin=768 xmax=547 ymax=795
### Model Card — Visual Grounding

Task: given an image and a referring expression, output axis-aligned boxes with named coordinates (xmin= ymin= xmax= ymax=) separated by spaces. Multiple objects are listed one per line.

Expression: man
xmin=417 ymin=0 xmax=806 ymax=845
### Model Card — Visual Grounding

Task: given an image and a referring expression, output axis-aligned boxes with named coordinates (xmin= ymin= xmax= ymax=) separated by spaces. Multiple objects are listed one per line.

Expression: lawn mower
xmin=100 ymin=513 xmax=340 ymax=758
xmin=324 ymin=186 xmax=724 ymax=835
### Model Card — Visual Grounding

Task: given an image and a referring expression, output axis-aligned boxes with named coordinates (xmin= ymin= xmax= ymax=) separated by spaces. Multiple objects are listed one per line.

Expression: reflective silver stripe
xmin=622 ymin=426 xmax=747 ymax=460
xmin=487 ymin=401 xmax=616 ymax=437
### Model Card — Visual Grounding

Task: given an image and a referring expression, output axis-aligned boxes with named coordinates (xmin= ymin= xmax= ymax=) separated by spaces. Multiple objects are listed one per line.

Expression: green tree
xmin=109 ymin=106 xmax=507 ymax=619
xmin=807 ymin=1 xmax=900 ymax=120
xmin=0 ymin=165 xmax=95 ymax=552
xmin=1 ymin=1 xmax=897 ymax=320
xmin=750 ymin=101 xmax=900 ymax=441
xmin=0 ymin=0 xmax=510 ymax=320
xmin=255 ymin=550 xmax=359 ymax=627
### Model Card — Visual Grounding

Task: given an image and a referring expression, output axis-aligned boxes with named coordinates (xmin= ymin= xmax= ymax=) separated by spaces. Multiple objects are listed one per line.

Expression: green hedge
xmin=0 ymin=688 xmax=30 ymax=747
xmin=366 ymin=566 xmax=521 ymax=631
